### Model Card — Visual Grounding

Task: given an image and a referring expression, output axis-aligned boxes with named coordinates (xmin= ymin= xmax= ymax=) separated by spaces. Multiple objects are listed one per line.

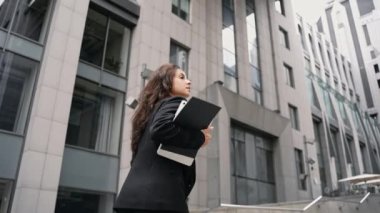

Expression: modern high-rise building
xmin=0 ymin=0 xmax=379 ymax=213
xmin=320 ymin=0 xmax=380 ymax=123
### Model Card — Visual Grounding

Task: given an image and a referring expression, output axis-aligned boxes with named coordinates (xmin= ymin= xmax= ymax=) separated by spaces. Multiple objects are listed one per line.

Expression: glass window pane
xmin=231 ymin=125 xmax=275 ymax=205
xmin=169 ymin=42 xmax=189 ymax=73
xmin=275 ymin=0 xmax=284 ymax=15
xmin=258 ymin=182 xmax=276 ymax=204
xmin=55 ymin=188 xmax=114 ymax=213
xmin=180 ymin=0 xmax=189 ymax=14
xmin=66 ymin=78 xmax=123 ymax=155
xmin=222 ymin=6 xmax=234 ymax=28
xmin=11 ymin=0 xmax=51 ymax=42
xmin=224 ymin=72 xmax=237 ymax=92
xmin=0 ymin=0 xmax=17 ymax=30
xmin=80 ymin=9 xmax=108 ymax=67
xmin=172 ymin=0 xmax=179 ymax=7
xmin=251 ymin=66 xmax=261 ymax=89
xmin=288 ymin=105 xmax=299 ymax=130
xmin=248 ymin=44 xmax=258 ymax=67
xmin=222 ymin=28 xmax=236 ymax=53
xmin=104 ymin=20 xmax=131 ymax=76
xmin=247 ymin=179 xmax=259 ymax=204
xmin=0 ymin=52 xmax=37 ymax=134
xmin=235 ymin=141 xmax=247 ymax=176
xmin=254 ymin=88 xmax=262 ymax=105
xmin=279 ymin=28 xmax=289 ymax=48
xmin=236 ymin=177 xmax=248 ymax=204
xmin=223 ymin=49 xmax=236 ymax=74
xmin=0 ymin=180 xmax=12 ymax=212
xmin=223 ymin=0 xmax=234 ymax=10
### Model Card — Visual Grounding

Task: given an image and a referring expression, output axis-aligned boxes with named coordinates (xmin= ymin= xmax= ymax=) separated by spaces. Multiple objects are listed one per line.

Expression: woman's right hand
xmin=201 ymin=126 xmax=214 ymax=147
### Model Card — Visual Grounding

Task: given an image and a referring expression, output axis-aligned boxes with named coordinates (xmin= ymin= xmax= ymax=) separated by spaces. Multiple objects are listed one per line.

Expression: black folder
xmin=173 ymin=97 xmax=221 ymax=130
xmin=157 ymin=97 xmax=221 ymax=166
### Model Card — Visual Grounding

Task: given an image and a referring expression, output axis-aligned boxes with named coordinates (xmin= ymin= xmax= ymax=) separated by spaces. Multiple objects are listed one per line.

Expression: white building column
xmin=10 ymin=0 xmax=89 ymax=212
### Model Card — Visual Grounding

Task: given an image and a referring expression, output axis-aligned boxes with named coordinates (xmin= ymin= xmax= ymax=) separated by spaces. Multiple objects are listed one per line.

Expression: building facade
xmin=0 ymin=0 xmax=379 ymax=213
xmin=321 ymin=0 xmax=380 ymax=122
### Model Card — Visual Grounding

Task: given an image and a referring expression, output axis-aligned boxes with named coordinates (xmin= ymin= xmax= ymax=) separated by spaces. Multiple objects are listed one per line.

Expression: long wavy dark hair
xmin=131 ymin=63 xmax=179 ymax=156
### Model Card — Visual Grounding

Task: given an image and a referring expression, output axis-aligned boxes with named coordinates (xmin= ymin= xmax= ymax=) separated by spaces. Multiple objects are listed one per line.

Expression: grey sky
xmin=292 ymin=0 xmax=325 ymax=23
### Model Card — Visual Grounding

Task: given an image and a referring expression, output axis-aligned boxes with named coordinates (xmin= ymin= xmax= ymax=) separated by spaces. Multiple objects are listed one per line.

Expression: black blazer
xmin=114 ymin=96 xmax=205 ymax=212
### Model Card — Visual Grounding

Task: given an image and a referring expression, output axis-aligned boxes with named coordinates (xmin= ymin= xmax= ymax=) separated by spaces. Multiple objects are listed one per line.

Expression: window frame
xmin=65 ymin=77 xmax=124 ymax=156
xmin=274 ymin=0 xmax=285 ymax=16
xmin=230 ymin=124 xmax=276 ymax=205
xmin=279 ymin=27 xmax=289 ymax=49
xmin=294 ymin=148 xmax=307 ymax=190
xmin=171 ymin=0 xmax=190 ymax=22
xmin=374 ymin=64 xmax=379 ymax=73
xmin=169 ymin=40 xmax=190 ymax=74
xmin=288 ymin=104 xmax=299 ymax=130
xmin=79 ymin=7 xmax=132 ymax=77
xmin=284 ymin=63 xmax=295 ymax=88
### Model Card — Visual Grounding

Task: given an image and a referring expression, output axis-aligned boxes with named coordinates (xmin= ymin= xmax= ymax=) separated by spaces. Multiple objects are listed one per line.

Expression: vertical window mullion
xmin=101 ymin=17 xmax=111 ymax=70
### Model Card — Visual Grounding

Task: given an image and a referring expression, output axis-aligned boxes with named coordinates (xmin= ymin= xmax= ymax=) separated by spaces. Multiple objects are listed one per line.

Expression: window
xmin=329 ymin=127 xmax=343 ymax=179
xmin=304 ymin=58 xmax=311 ymax=72
xmin=246 ymin=0 xmax=261 ymax=104
xmin=298 ymin=25 xmax=305 ymax=49
xmin=345 ymin=136 xmax=355 ymax=176
xmin=370 ymin=50 xmax=376 ymax=59
xmin=313 ymin=120 xmax=327 ymax=195
xmin=0 ymin=52 xmax=38 ymax=134
xmin=0 ymin=180 xmax=12 ymax=213
xmin=284 ymin=63 xmax=294 ymax=88
xmin=65 ymin=78 xmax=123 ymax=155
xmin=360 ymin=142 xmax=368 ymax=173
xmin=0 ymin=0 xmax=52 ymax=43
xmin=318 ymin=43 xmax=325 ymax=65
xmin=80 ymin=8 xmax=132 ymax=76
xmin=288 ymin=105 xmax=299 ymax=130
xmin=55 ymin=187 xmax=114 ymax=213
xmin=170 ymin=41 xmax=189 ymax=74
xmin=327 ymin=51 xmax=334 ymax=71
xmin=172 ymin=0 xmax=190 ymax=21
xmin=335 ymin=58 xmax=341 ymax=75
xmin=274 ymin=0 xmax=285 ymax=15
xmin=279 ymin=27 xmax=289 ymax=49
xmin=377 ymin=80 xmax=380 ymax=88
xmin=294 ymin=149 xmax=306 ymax=190
xmin=374 ymin=64 xmax=379 ymax=73
xmin=231 ymin=125 xmax=276 ymax=205
xmin=222 ymin=0 xmax=238 ymax=92
xmin=308 ymin=34 xmax=316 ymax=58
xmin=251 ymin=66 xmax=262 ymax=105
xmin=362 ymin=25 xmax=371 ymax=46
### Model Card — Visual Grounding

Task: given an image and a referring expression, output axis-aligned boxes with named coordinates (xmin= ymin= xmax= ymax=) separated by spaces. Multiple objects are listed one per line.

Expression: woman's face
xmin=170 ymin=69 xmax=191 ymax=98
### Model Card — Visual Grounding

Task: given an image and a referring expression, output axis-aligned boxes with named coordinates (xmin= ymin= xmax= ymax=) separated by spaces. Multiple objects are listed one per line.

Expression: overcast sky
xmin=292 ymin=0 xmax=325 ymax=23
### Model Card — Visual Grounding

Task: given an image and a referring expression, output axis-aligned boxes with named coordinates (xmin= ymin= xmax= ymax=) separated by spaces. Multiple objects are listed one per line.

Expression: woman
xmin=114 ymin=64 xmax=213 ymax=213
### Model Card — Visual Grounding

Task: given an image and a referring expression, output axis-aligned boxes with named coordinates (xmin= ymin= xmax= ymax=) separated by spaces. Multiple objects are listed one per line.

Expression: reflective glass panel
xmin=65 ymin=78 xmax=123 ymax=155
xmin=104 ymin=20 xmax=131 ymax=76
xmin=80 ymin=9 xmax=107 ymax=67
xmin=0 ymin=0 xmax=17 ymax=30
xmin=0 ymin=52 xmax=37 ymax=134
xmin=11 ymin=0 xmax=51 ymax=42
xmin=55 ymin=188 xmax=114 ymax=213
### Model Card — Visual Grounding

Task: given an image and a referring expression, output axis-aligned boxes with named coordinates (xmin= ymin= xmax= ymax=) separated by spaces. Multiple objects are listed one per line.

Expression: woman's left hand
xmin=201 ymin=126 xmax=213 ymax=147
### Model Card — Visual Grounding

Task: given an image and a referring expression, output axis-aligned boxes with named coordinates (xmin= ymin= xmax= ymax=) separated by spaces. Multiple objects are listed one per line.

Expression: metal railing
xmin=220 ymin=196 xmax=323 ymax=212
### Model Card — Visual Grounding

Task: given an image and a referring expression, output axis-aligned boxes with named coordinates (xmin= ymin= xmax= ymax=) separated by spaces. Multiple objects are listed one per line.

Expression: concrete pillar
xmin=10 ymin=0 xmax=89 ymax=212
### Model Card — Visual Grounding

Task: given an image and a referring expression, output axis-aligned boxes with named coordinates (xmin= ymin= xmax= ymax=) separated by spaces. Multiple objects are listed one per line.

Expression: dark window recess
xmin=374 ymin=64 xmax=379 ymax=73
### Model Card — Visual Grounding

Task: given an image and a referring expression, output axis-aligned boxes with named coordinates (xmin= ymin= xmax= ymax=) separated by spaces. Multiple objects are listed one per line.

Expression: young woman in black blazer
xmin=114 ymin=63 xmax=213 ymax=213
